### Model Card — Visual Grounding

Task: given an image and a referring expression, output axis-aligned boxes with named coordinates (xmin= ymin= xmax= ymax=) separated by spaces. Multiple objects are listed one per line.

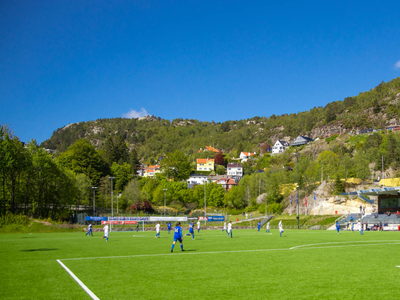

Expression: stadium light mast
xmin=295 ymin=153 xmax=300 ymax=229
xmin=204 ymin=181 xmax=207 ymax=225
xmin=163 ymin=188 xmax=167 ymax=217
xmin=109 ymin=177 xmax=115 ymax=218
xmin=92 ymin=187 xmax=97 ymax=216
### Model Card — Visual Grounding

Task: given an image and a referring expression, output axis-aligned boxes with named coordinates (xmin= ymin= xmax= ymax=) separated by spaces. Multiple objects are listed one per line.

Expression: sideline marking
xmin=57 ymin=259 xmax=100 ymax=300
xmin=289 ymin=240 xmax=400 ymax=250
xmin=59 ymin=240 xmax=400 ymax=261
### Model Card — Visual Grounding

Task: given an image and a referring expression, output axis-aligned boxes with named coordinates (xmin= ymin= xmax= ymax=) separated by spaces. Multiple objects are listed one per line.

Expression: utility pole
xmin=204 ymin=182 xmax=207 ymax=225
xmin=109 ymin=177 xmax=115 ymax=231
xmin=92 ymin=187 xmax=97 ymax=216
xmin=295 ymin=153 xmax=300 ymax=229
xmin=163 ymin=188 xmax=167 ymax=216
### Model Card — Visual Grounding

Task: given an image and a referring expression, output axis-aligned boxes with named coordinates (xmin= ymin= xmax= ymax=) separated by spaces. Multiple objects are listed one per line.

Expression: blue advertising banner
xmin=85 ymin=216 xmax=107 ymax=221
xmin=109 ymin=217 xmax=149 ymax=221
xmin=207 ymin=216 xmax=225 ymax=222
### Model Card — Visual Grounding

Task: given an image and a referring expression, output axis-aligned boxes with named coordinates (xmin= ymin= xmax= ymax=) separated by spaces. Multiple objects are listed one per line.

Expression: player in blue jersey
xmin=171 ymin=222 xmax=184 ymax=252
xmin=167 ymin=222 xmax=172 ymax=234
xmin=336 ymin=221 xmax=340 ymax=234
xmin=86 ymin=224 xmax=93 ymax=236
xmin=257 ymin=221 xmax=261 ymax=232
xmin=185 ymin=221 xmax=195 ymax=240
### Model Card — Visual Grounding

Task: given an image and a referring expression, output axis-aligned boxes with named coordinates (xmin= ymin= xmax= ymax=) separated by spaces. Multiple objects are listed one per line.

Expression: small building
xmin=272 ymin=140 xmax=290 ymax=155
xmin=196 ymin=158 xmax=214 ymax=171
xmin=216 ymin=177 xmax=237 ymax=191
xmin=227 ymin=163 xmax=243 ymax=178
xmin=144 ymin=165 xmax=161 ymax=178
xmin=198 ymin=146 xmax=220 ymax=153
xmin=240 ymin=151 xmax=256 ymax=162
xmin=136 ymin=165 xmax=145 ymax=177
xmin=186 ymin=174 xmax=208 ymax=188
xmin=357 ymin=128 xmax=373 ymax=135
xmin=290 ymin=136 xmax=313 ymax=147
xmin=260 ymin=142 xmax=272 ymax=154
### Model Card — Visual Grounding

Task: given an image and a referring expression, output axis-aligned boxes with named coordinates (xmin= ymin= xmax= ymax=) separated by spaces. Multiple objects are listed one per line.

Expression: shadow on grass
xmin=21 ymin=248 xmax=58 ymax=252
xmin=183 ymin=249 xmax=196 ymax=252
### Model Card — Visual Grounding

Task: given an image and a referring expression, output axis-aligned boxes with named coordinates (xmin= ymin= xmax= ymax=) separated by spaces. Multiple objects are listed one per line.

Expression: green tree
xmin=224 ymin=185 xmax=246 ymax=209
xmin=57 ymin=139 xmax=106 ymax=184
xmin=111 ymin=162 xmax=133 ymax=192
xmin=216 ymin=165 xmax=226 ymax=175
xmin=161 ymin=150 xmax=191 ymax=181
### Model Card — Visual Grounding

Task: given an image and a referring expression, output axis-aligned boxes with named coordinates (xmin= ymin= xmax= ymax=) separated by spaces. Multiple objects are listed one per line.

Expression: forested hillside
xmin=41 ymin=78 xmax=400 ymax=162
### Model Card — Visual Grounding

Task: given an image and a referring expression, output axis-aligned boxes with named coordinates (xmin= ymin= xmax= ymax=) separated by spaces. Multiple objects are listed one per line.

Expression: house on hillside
xmin=240 ymin=152 xmax=256 ymax=162
xmin=198 ymin=146 xmax=220 ymax=153
xmin=217 ymin=177 xmax=237 ymax=191
xmin=260 ymin=142 xmax=272 ymax=154
xmin=196 ymin=158 xmax=215 ymax=171
xmin=227 ymin=163 xmax=243 ymax=178
xmin=186 ymin=174 xmax=208 ymax=188
xmin=272 ymin=140 xmax=289 ymax=155
xmin=136 ymin=165 xmax=145 ymax=177
xmin=290 ymin=136 xmax=313 ymax=147
xmin=144 ymin=165 xmax=161 ymax=178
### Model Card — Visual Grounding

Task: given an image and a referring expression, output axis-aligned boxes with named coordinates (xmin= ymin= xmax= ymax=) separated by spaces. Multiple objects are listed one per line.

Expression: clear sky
xmin=1 ymin=0 xmax=400 ymax=144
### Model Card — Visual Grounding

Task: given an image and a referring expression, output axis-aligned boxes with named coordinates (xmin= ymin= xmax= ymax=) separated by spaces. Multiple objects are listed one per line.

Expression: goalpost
xmin=106 ymin=219 xmax=145 ymax=232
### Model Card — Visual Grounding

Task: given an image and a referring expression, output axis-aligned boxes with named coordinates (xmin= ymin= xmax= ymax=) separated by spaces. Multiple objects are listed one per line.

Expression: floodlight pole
xmin=92 ymin=187 xmax=97 ymax=216
xmin=295 ymin=153 xmax=300 ymax=229
xmin=109 ymin=177 xmax=115 ymax=229
xmin=163 ymin=188 xmax=167 ymax=217
xmin=204 ymin=181 xmax=207 ymax=225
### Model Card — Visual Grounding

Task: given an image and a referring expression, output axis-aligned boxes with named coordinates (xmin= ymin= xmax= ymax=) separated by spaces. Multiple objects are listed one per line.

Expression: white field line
xmin=289 ymin=240 xmax=400 ymax=250
xmin=57 ymin=259 xmax=100 ymax=300
xmin=59 ymin=240 xmax=400 ymax=262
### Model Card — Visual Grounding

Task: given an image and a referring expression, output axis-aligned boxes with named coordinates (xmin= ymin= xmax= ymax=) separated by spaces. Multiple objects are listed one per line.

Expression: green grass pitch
xmin=1 ymin=228 xmax=400 ymax=299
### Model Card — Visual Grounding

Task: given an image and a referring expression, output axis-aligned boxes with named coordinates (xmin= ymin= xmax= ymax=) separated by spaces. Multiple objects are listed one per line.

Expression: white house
xmin=272 ymin=140 xmax=290 ymax=155
xmin=227 ymin=163 xmax=243 ymax=177
xmin=290 ymin=136 xmax=313 ymax=147
xmin=239 ymin=152 xmax=256 ymax=162
xmin=187 ymin=174 xmax=208 ymax=188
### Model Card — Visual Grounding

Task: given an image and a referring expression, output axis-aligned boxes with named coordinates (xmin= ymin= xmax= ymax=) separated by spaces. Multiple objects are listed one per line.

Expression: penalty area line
xmin=57 ymin=259 xmax=100 ymax=300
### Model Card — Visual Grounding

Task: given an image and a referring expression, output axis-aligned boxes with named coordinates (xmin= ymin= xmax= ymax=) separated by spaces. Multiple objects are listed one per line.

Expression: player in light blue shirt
xmin=185 ymin=221 xmax=195 ymax=240
xmin=257 ymin=221 xmax=261 ymax=232
xmin=167 ymin=222 xmax=172 ymax=234
xmin=171 ymin=222 xmax=184 ymax=252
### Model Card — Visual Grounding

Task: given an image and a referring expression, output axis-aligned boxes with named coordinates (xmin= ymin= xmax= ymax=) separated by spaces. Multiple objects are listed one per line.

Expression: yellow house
xmin=196 ymin=158 xmax=214 ymax=171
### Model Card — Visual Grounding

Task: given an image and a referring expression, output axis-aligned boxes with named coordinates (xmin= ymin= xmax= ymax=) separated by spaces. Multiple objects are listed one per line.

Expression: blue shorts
xmin=189 ymin=229 xmax=194 ymax=234
xmin=173 ymin=237 xmax=183 ymax=243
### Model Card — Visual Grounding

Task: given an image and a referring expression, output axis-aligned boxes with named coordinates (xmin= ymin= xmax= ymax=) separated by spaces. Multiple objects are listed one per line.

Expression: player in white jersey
xmin=155 ymin=222 xmax=160 ymax=238
xmin=197 ymin=220 xmax=200 ymax=233
xmin=278 ymin=220 xmax=283 ymax=237
xmin=227 ymin=221 xmax=232 ymax=238
xmin=102 ymin=224 xmax=109 ymax=242
xmin=222 ymin=222 xmax=226 ymax=232
xmin=358 ymin=220 xmax=363 ymax=235
xmin=266 ymin=222 xmax=270 ymax=233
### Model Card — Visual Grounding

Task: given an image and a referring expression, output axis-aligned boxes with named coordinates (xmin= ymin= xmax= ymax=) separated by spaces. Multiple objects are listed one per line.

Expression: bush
xmin=326 ymin=134 xmax=339 ymax=143
xmin=267 ymin=203 xmax=283 ymax=214
xmin=0 ymin=213 xmax=30 ymax=226
xmin=258 ymin=203 xmax=266 ymax=214
xmin=228 ymin=208 xmax=243 ymax=215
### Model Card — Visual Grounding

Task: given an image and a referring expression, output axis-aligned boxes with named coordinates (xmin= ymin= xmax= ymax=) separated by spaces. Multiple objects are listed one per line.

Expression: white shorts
xmin=104 ymin=231 xmax=109 ymax=237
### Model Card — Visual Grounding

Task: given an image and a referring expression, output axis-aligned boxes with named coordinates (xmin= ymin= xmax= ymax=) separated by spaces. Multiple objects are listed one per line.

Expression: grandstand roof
xmin=358 ymin=186 xmax=400 ymax=196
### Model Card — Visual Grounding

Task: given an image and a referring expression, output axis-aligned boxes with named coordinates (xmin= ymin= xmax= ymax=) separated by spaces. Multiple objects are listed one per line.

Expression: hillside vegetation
xmin=41 ymin=78 xmax=400 ymax=162
xmin=3 ymin=78 xmax=400 ymax=221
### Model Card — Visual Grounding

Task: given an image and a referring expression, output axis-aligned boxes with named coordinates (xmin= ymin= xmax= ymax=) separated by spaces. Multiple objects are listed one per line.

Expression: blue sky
xmin=1 ymin=0 xmax=400 ymax=144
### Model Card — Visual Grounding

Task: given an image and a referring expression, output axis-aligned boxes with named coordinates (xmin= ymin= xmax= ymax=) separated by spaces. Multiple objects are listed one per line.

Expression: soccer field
xmin=1 ymin=229 xmax=400 ymax=299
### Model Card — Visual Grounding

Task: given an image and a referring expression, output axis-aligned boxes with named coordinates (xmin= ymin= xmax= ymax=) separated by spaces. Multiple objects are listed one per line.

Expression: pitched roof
xmin=197 ymin=158 xmax=215 ymax=164
xmin=241 ymin=151 xmax=256 ymax=157
xmin=277 ymin=140 xmax=290 ymax=146
xmin=227 ymin=163 xmax=242 ymax=168
xmin=205 ymin=146 xmax=220 ymax=153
